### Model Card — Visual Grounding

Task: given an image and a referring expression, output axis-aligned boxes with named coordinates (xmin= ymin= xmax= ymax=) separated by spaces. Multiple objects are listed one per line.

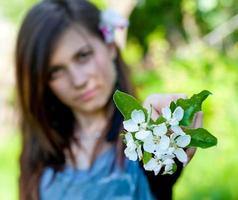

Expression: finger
xmin=191 ymin=111 xmax=203 ymax=128
xmin=143 ymin=93 xmax=188 ymax=121
xmin=143 ymin=95 xmax=161 ymax=121
xmin=171 ymin=94 xmax=187 ymax=100
xmin=184 ymin=112 xmax=203 ymax=166
xmin=184 ymin=147 xmax=197 ymax=167
xmin=150 ymin=108 xmax=160 ymax=121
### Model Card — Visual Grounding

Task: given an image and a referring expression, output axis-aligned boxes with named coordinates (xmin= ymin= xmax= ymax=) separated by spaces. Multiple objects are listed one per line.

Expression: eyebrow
xmin=72 ymin=44 xmax=93 ymax=60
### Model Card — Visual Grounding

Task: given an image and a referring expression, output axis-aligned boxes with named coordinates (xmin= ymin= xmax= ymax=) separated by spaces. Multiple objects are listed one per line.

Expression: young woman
xmin=15 ymin=0 xmax=202 ymax=199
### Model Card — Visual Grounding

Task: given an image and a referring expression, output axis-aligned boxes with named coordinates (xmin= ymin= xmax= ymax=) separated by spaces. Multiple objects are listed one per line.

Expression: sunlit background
xmin=0 ymin=0 xmax=237 ymax=199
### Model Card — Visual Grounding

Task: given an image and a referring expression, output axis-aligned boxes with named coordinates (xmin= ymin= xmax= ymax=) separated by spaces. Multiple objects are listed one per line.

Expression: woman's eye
xmin=48 ymin=66 xmax=65 ymax=80
xmin=77 ymin=50 xmax=93 ymax=63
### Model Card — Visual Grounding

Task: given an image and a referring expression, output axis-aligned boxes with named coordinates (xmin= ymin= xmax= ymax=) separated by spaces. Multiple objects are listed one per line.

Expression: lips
xmin=76 ymin=88 xmax=98 ymax=102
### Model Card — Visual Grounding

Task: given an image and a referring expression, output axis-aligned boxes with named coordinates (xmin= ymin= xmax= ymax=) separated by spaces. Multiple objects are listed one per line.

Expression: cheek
xmin=94 ymin=55 xmax=116 ymax=91
xmin=49 ymin=79 xmax=72 ymax=104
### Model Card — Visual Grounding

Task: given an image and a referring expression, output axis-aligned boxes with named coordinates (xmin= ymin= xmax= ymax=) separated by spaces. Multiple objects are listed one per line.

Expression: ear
xmin=107 ymin=43 xmax=117 ymax=61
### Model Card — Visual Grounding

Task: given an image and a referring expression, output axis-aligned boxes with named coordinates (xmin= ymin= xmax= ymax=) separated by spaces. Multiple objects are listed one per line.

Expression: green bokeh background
xmin=0 ymin=0 xmax=237 ymax=199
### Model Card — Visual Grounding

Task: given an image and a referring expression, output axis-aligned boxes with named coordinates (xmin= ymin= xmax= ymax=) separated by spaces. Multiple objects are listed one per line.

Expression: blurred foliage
xmin=128 ymin=0 xmax=238 ymax=54
xmin=128 ymin=0 xmax=185 ymax=54
xmin=1 ymin=0 xmax=238 ymax=199
xmin=0 ymin=0 xmax=36 ymax=23
xmin=0 ymin=0 xmax=105 ymax=23
xmin=0 ymin=130 xmax=20 ymax=200
xmin=195 ymin=0 xmax=238 ymax=31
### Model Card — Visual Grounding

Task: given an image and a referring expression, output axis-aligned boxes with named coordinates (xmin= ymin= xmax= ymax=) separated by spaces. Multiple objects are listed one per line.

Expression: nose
xmin=68 ymin=64 xmax=88 ymax=88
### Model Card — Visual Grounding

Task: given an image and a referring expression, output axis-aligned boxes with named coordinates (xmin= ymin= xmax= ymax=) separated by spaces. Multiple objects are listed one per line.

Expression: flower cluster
xmin=99 ymin=9 xmax=129 ymax=43
xmin=123 ymin=106 xmax=191 ymax=175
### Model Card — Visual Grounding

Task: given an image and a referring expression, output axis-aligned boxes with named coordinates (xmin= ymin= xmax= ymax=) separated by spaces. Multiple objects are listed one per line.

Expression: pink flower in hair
xmin=99 ymin=9 xmax=129 ymax=43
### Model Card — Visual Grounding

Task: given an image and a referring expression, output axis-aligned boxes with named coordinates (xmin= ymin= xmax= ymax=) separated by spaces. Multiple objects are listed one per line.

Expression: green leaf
xmin=155 ymin=116 xmax=166 ymax=125
xmin=184 ymin=128 xmax=218 ymax=148
xmin=120 ymin=132 xmax=127 ymax=144
xmin=113 ymin=90 xmax=148 ymax=120
xmin=143 ymin=151 xmax=152 ymax=165
xmin=176 ymin=90 xmax=212 ymax=126
xmin=172 ymin=163 xmax=177 ymax=172
xmin=169 ymin=101 xmax=177 ymax=113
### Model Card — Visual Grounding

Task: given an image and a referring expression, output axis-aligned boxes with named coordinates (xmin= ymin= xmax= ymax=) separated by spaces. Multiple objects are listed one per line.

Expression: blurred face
xmin=48 ymin=26 xmax=117 ymax=114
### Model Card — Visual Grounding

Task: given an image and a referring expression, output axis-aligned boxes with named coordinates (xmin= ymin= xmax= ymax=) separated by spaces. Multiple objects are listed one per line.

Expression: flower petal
xmin=164 ymin=163 xmax=174 ymax=175
xmin=171 ymin=126 xmax=185 ymax=135
xmin=131 ymin=109 xmax=145 ymax=124
xmin=158 ymin=135 xmax=170 ymax=150
xmin=135 ymin=130 xmax=151 ymax=140
xmin=176 ymin=135 xmax=191 ymax=148
xmin=161 ymin=106 xmax=171 ymax=121
xmin=153 ymin=164 xmax=162 ymax=175
xmin=169 ymin=118 xmax=179 ymax=126
xmin=124 ymin=147 xmax=137 ymax=161
xmin=143 ymin=134 xmax=155 ymax=153
xmin=126 ymin=140 xmax=137 ymax=151
xmin=174 ymin=148 xmax=188 ymax=163
xmin=167 ymin=147 xmax=175 ymax=155
xmin=170 ymin=133 xmax=179 ymax=141
xmin=137 ymin=145 xmax=143 ymax=160
xmin=153 ymin=123 xmax=167 ymax=136
xmin=173 ymin=106 xmax=184 ymax=122
xmin=163 ymin=158 xmax=174 ymax=165
xmin=123 ymin=119 xmax=139 ymax=132
xmin=161 ymin=153 xmax=175 ymax=161
xmin=125 ymin=132 xmax=133 ymax=143
xmin=144 ymin=158 xmax=157 ymax=171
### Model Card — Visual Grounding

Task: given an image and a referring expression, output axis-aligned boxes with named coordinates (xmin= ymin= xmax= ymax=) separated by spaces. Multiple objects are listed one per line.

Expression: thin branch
xmin=203 ymin=14 xmax=238 ymax=46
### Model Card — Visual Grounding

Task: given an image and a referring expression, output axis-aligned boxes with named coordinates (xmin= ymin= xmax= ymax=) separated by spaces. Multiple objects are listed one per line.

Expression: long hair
xmin=15 ymin=0 xmax=134 ymax=199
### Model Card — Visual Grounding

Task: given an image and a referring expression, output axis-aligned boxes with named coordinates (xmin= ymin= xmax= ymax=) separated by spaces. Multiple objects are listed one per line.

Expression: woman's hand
xmin=143 ymin=93 xmax=203 ymax=166
xmin=185 ymin=110 xmax=203 ymax=165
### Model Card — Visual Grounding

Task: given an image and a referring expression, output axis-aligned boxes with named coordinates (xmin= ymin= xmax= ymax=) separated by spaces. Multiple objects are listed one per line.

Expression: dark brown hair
xmin=15 ymin=0 xmax=134 ymax=199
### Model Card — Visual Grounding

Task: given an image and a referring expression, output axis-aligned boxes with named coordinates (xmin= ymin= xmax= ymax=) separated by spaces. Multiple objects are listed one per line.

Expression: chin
xmin=74 ymin=97 xmax=108 ymax=113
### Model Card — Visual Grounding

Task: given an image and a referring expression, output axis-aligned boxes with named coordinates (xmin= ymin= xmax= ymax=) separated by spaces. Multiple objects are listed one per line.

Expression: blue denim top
xmin=40 ymin=145 xmax=155 ymax=200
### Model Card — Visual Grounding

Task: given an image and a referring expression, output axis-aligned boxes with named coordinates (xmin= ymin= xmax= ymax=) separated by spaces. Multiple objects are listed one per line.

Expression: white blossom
xmin=144 ymin=155 xmax=175 ymax=175
xmin=124 ymin=132 xmax=142 ymax=161
xmin=154 ymin=147 xmax=175 ymax=160
xmin=163 ymin=158 xmax=175 ymax=175
xmin=122 ymin=105 xmax=192 ymax=175
xmin=141 ymin=132 xmax=155 ymax=153
xmin=161 ymin=106 xmax=184 ymax=126
xmin=123 ymin=110 xmax=150 ymax=140
xmin=170 ymin=130 xmax=191 ymax=163
xmin=141 ymin=123 xmax=170 ymax=153
xmin=144 ymin=157 xmax=163 ymax=175
xmin=152 ymin=123 xmax=170 ymax=151
xmin=99 ymin=9 xmax=129 ymax=43
xmin=170 ymin=125 xmax=186 ymax=136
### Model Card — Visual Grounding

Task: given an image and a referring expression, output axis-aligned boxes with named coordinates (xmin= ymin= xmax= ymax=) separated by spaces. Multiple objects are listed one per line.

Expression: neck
xmin=73 ymin=108 xmax=107 ymax=135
